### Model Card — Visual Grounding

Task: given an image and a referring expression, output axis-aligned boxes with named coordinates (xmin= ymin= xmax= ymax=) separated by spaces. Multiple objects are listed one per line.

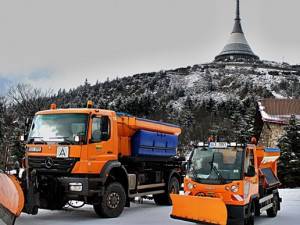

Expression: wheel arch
xmin=249 ymin=194 xmax=259 ymax=217
xmin=165 ymin=169 xmax=181 ymax=187
xmin=107 ymin=166 xmax=129 ymax=193
xmin=99 ymin=161 xmax=129 ymax=193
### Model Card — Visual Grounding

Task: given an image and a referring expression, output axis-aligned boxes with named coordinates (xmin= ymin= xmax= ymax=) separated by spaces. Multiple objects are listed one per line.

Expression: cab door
xmin=244 ymin=147 xmax=258 ymax=201
xmin=87 ymin=115 xmax=117 ymax=174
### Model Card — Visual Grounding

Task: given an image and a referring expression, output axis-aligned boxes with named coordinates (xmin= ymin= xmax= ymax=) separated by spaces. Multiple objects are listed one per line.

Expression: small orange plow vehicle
xmin=170 ymin=140 xmax=282 ymax=225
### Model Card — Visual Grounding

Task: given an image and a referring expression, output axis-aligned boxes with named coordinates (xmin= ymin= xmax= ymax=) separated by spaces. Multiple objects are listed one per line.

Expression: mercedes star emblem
xmin=45 ymin=157 xmax=53 ymax=169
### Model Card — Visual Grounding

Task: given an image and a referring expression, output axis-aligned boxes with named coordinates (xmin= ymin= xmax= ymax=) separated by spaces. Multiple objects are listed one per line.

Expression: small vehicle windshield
xmin=187 ymin=145 xmax=244 ymax=184
xmin=28 ymin=113 xmax=89 ymax=143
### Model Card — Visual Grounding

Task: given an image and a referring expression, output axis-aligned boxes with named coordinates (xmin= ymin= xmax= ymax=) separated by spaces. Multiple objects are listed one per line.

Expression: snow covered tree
xmin=277 ymin=115 xmax=300 ymax=187
xmin=0 ymin=96 xmax=7 ymax=169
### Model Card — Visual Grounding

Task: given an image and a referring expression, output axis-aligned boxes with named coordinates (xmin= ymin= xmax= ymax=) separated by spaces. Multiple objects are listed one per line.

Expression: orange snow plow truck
xmin=0 ymin=102 xmax=184 ymax=225
xmin=171 ymin=139 xmax=282 ymax=225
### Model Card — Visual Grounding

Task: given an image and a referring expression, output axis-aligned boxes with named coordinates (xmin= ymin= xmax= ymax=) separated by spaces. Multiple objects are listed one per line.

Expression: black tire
xmin=267 ymin=194 xmax=278 ymax=217
xmin=244 ymin=201 xmax=255 ymax=225
xmin=153 ymin=176 xmax=180 ymax=206
xmin=93 ymin=182 xmax=126 ymax=218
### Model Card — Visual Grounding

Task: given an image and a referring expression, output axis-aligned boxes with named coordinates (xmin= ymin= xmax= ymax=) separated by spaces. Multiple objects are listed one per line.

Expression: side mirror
xmin=74 ymin=135 xmax=83 ymax=143
xmin=245 ymin=165 xmax=256 ymax=177
xmin=24 ymin=117 xmax=31 ymax=140
xmin=25 ymin=117 xmax=30 ymax=126
xmin=185 ymin=160 xmax=191 ymax=171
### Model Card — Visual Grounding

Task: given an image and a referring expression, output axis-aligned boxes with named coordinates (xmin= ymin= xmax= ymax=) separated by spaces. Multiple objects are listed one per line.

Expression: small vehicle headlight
xmin=187 ymin=183 xmax=193 ymax=190
xmin=231 ymin=185 xmax=238 ymax=193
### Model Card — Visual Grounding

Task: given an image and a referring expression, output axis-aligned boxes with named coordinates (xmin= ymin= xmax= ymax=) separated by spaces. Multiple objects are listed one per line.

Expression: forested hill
xmin=1 ymin=60 xmax=300 ymax=159
xmin=50 ymin=61 xmax=300 ymax=153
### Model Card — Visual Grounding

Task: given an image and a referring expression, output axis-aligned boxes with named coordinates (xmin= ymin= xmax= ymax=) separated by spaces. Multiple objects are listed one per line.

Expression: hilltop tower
xmin=215 ymin=0 xmax=259 ymax=62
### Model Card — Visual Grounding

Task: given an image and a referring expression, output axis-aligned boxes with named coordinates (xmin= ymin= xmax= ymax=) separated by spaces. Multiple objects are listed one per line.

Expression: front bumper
xmin=57 ymin=177 xmax=104 ymax=197
xmin=226 ymin=204 xmax=248 ymax=225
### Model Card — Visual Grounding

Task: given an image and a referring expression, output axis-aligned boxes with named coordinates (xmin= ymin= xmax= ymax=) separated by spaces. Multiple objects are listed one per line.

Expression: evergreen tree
xmin=277 ymin=115 xmax=300 ymax=187
xmin=0 ymin=96 xmax=7 ymax=169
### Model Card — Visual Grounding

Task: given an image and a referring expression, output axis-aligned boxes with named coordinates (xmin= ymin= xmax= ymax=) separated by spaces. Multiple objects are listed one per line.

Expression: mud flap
xmin=0 ymin=171 xmax=24 ymax=225
xmin=170 ymin=194 xmax=227 ymax=225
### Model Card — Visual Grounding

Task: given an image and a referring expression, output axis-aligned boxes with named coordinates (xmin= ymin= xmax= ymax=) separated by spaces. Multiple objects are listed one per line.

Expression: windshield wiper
xmin=209 ymin=152 xmax=226 ymax=184
xmin=192 ymin=171 xmax=202 ymax=183
xmin=28 ymin=137 xmax=47 ymax=145
xmin=211 ymin=164 xmax=226 ymax=184
xmin=49 ymin=137 xmax=74 ymax=145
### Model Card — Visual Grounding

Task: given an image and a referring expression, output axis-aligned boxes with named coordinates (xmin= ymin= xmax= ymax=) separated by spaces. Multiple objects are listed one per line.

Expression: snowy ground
xmin=8 ymin=189 xmax=300 ymax=225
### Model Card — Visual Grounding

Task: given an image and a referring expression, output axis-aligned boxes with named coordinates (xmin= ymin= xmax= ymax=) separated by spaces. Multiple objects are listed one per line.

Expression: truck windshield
xmin=28 ymin=114 xmax=89 ymax=143
xmin=187 ymin=146 xmax=244 ymax=184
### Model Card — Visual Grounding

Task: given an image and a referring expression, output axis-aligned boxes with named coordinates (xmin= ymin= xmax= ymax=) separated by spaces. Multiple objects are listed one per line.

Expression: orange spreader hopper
xmin=116 ymin=114 xmax=181 ymax=157
xmin=117 ymin=114 xmax=181 ymax=137
xmin=0 ymin=171 xmax=24 ymax=225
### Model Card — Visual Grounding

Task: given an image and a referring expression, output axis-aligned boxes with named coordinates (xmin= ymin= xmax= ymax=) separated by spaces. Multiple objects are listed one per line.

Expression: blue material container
xmin=131 ymin=130 xmax=178 ymax=157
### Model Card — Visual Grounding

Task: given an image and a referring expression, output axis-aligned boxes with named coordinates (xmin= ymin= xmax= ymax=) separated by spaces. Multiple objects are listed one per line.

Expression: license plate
xmin=209 ymin=142 xmax=228 ymax=148
xmin=56 ymin=146 xmax=69 ymax=158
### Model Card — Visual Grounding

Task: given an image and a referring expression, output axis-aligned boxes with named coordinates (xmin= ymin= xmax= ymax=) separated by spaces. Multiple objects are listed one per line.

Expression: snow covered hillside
xmin=14 ymin=188 xmax=300 ymax=225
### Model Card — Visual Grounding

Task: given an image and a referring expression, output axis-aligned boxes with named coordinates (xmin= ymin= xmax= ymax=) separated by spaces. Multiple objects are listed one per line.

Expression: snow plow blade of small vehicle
xmin=0 ymin=170 xmax=24 ymax=225
xmin=170 ymin=194 xmax=227 ymax=225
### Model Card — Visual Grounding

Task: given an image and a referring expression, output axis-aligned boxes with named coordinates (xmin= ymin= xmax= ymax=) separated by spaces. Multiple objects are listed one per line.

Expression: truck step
xmin=128 ymin=190 xmax=165 ymax=198
xmin=137 ymin=183 xmax=165 ymax=190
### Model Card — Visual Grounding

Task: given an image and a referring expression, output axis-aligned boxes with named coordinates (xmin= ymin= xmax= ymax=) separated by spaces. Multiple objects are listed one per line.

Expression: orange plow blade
xmin=0 ymin=171 xmax=24 ymax=225
xmin=170 ymin=194 xmax=227 ymax=225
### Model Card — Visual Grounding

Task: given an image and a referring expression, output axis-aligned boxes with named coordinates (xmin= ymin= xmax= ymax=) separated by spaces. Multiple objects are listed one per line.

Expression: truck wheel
xmin=93 ymin=182 xmax=126 ymax=218
xmin=267 ymin=194 xmax=278 ymax=217
xmin=244 ymin=201 xmax=255 ymax=225
xmin=153 ymin=176 xmax=179 ymax=206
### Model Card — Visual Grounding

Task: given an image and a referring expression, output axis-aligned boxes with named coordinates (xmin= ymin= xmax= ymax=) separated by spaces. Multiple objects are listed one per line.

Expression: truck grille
xmin=28 ymin=156 xmax=80 ymax=174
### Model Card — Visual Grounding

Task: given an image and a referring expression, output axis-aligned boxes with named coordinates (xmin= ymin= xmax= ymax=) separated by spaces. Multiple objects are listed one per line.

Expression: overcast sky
xmin=0 ymin=0 xmax=299 ymax=92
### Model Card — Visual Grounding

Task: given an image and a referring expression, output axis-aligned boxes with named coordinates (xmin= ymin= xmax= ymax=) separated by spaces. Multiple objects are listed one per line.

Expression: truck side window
xmin=244 ymin=149 xmax=255 ymax=173
xmin=91 ymin=118 xmax=101 ymax=142
xmin=91 ymin=116 xmax=111 ymax=143
xmin=244 ymin=149 xmax=250 ymax=172
xmin=249 ymin=149 xmax=254 ymax=167
xmin=100 ymin=116 xmax=110 ymax=141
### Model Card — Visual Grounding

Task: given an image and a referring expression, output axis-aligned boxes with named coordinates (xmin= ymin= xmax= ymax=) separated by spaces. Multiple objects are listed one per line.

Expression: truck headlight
xmin=231 ymin=185 xmax=238 ymax=193
xmin=187 ymin=183 xmax=193 ymax=190
xmin=69 ymin=183 xmax=83 ymax=192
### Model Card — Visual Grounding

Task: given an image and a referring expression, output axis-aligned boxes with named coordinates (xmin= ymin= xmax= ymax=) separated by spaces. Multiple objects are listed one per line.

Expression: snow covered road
xmin=11 ymin=189 xmax=300 ymax=225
